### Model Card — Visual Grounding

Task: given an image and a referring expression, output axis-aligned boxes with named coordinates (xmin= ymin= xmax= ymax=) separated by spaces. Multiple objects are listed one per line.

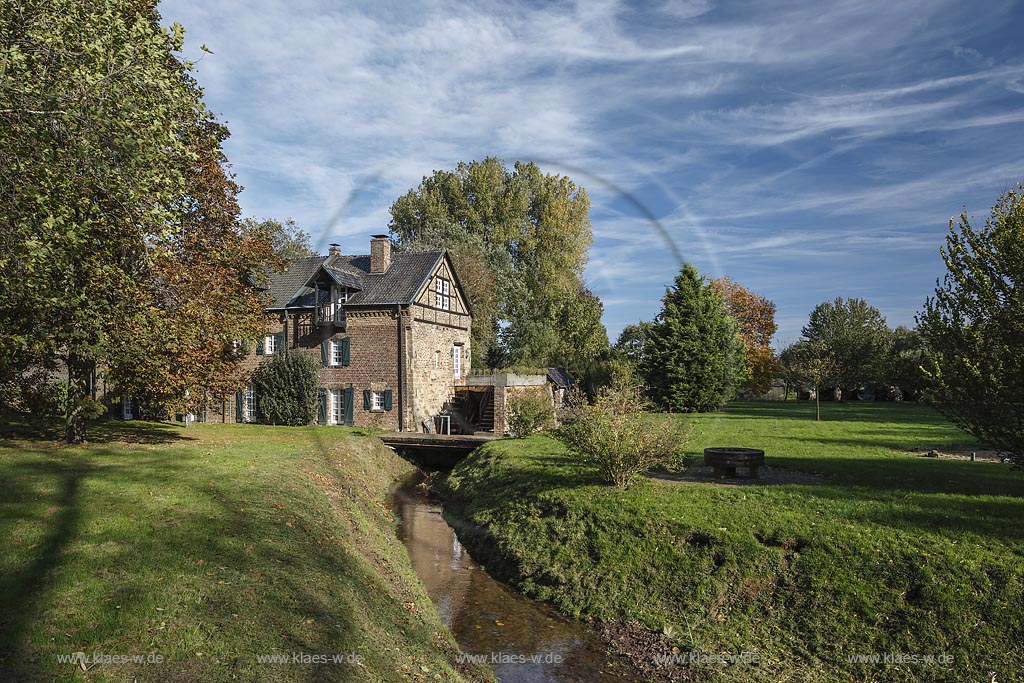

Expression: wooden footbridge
xmin=378 ymin=432 xmax=498 ymax=468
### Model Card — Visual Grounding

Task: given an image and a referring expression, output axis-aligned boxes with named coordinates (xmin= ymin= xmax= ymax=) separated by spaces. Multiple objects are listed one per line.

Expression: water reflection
xmin=392 ymin=477 xmax=642 ymax=683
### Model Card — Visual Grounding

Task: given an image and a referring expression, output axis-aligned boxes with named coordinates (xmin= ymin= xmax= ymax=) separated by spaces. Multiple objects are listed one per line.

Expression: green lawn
xmin=440 ymin=401 xmax=1024 ymax=683
xmin=0 ymin=422 xmax=488 ymax=683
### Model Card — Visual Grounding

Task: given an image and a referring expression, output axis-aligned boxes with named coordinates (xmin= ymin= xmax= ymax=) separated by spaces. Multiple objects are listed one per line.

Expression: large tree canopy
xmin=388 ymin=157 xmax=605 ymax=371
xmin=242 ymin=217 xmax=315 ymax=261
xmin=800 ymin=297 xmax=891 ymax=396
xmin=918 ymin=186 xmax=1024 ymax=465
xmin=0 ymin=1 xmax=273 ymax=440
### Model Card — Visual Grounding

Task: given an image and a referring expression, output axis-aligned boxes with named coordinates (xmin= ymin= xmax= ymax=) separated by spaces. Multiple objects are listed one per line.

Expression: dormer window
xmin=434 ymin=277 xmax=451 ymax=311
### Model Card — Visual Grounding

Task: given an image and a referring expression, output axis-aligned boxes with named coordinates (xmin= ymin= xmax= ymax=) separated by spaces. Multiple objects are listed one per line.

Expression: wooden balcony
xmin=315 ymin=302 xmax=346 ymax=329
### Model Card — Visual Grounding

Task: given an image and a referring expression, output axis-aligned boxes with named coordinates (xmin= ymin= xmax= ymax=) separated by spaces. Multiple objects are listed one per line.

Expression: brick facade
xmin=207 ymin=246 xmax=471 ymax=432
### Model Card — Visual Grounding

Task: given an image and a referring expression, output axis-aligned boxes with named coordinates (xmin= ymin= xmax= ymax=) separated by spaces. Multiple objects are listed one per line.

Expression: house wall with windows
xmin=406 ymin=257 xmax=472 ymax=432
xmin=206 ymin=239 xmax=472 ymax=432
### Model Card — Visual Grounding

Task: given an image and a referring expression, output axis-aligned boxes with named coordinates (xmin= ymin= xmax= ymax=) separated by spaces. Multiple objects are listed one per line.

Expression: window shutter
xmin=383 ymin=389 xmax=393 ymax=411
xmin=318 ymin=388 xmax=327 ymax=424
xmin=321 ymin=339 xmax=330 ymax=366
xmin=363 ymin=389 xmax=371 ymax=410
xmin=275 ymin=332 xmax=285 ymax=352
xmin=341 ymin=337 xmax=351 ymax=366
xmin=255 ymin=338 xmax=264 ymax=355
xmin=235 ymin=392 xmax=243 ymax=423
xmin=344 ymin=387 xmax=355 ymax=425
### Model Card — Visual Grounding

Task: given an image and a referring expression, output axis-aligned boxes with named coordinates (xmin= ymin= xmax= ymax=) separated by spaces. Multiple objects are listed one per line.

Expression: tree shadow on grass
xmin=723 ymin=400 xmax=957 ymax=425
xmin=1 ymin=426 xmax=475 ymax=683
xmin=789 ymin=481 xmax=1024 ymax=544
xmin=0 ymin=454 xmax=91 ymax=680
xmin=86 ymin=420 xmax=196 ymax=445
xmin=761 ymin=447 xmax=1024 ymax=496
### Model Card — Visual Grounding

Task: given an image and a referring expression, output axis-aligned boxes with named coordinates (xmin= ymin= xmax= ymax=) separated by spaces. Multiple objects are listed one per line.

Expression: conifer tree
xmin=642 ymin=264 xmax=742 ymax=412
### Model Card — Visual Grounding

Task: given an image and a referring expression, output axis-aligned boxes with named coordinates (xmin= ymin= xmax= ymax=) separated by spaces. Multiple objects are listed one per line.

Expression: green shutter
xmin=275 ymin=332 xmax=285 ymax=352
xmin=318 ymin=388 xmax=327 ymax=424
xmin=383 ymin=389 xmax=393 ymax=411
xmin=235 ymin=392 xmax=243 ymax=423
xmin=363 ymin=389 xmax=371 ymax=410
xmin=255 ymin=338 xmax=264 ymax=355
xmin=341 ymin=337 xmax=351 ymax=366
xmin=321 ymin=339 xmax=329 ymax=366
xmin=344 ymin=387 xmax=354 ymax=425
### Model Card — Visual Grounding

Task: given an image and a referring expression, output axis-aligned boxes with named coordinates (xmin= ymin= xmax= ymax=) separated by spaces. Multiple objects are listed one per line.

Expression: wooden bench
xmin=704 ymin=447 xmax=765 ymax=479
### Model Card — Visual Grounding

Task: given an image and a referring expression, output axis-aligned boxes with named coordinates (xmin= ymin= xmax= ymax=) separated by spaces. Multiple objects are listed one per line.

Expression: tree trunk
xmin=815 ymin=383 xmax=821 ymax=421
xmin=65 ymin=354 xmax=91 ymax=444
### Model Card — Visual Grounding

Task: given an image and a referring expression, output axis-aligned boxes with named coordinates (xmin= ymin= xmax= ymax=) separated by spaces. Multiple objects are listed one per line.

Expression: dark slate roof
xmin=545 ymin=367 xmax=575 ymax=388
xmin=266 ymin=256 xmax=327 ymax=309
xmin=344 ymin=251 xmax=443 ymax=306
xmin=266 ymin=250 xmax=445 ymax=310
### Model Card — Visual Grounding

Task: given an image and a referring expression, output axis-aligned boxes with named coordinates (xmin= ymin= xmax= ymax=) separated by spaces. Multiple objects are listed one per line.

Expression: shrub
xmin=557 ymin=375 xmax=688 ymax=487
xmin=504 ymin=388 xmax=555 ymax=438
xmin=253 ymin=350 xmax=319 ymax=426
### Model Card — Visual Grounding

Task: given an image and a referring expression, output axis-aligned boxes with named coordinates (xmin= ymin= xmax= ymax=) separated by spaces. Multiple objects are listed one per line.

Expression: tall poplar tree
xmin=388 ymin=157 xmax=602 ymax=368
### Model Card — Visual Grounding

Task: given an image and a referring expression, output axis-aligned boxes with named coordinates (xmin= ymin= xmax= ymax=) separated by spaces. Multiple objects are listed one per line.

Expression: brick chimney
xmin=370 ymin=235 xmax=391 ymax=273
xmin=328 ymin=243 xmax=341 ymax=257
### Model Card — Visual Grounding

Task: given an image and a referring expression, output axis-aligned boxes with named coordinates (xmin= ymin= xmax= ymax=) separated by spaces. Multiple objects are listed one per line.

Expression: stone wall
xmin=407 ymin=316 xmax=471 ymax=433
xmin=464 ymin=373 xmax=551 ymax=436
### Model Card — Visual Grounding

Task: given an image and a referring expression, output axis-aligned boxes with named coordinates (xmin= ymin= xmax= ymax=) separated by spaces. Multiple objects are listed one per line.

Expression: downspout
xmin=396 ymin=304 xmax=405 ymax=432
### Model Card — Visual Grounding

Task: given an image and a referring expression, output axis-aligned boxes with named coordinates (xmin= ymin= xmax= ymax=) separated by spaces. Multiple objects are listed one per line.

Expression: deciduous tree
xmin=614 ymin=322 xmax=654 ymax=370
xmin=242 ymin=217 xmax=315 ymax=261
xmin=918 ymin=186 xmax=1024 ymax=465
xmin=388 ymin=157 xmax=601 ymax=368
xmin=0 ymin=2 xmax=273 ymax=440
xmin=710 ymin=277 xmax=778 ymax=395
xmin=800 ymin=297 xmax=891 ymax=398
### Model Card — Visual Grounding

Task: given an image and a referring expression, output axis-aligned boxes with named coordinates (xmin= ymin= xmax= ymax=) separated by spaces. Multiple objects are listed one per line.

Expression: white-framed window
xmin=122 ymin=396 xmax=134 ymax=420
xmin=244 ymin=386 xmax=256 ymax=423
xmin=452 ymin=345 xmax=461 ymax=379
xmin=264 ymin=334 xmax=277 ymax=354
xmin=372 ymin=391 xmax=384 ymax=411
xmin=330 ymin=389 xmax=343 ymax=425
xmin=332 ymin=340 xmax=344 ymax=366
xmin=435 ymin=277 xmax=451 ymax=311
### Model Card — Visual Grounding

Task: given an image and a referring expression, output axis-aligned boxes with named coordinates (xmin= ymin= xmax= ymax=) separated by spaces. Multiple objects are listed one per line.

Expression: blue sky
xmin=159 ymin=0 xmax=1024 ymax=347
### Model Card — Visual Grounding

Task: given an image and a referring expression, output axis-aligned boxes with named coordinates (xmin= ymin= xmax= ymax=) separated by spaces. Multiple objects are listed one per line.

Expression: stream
xmin=391 ymin=473 xmax=644 ymax=683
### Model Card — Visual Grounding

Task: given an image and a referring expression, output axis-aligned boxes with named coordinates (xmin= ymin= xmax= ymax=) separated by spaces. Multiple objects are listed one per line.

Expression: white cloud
xmin=158 ymin=0 xmax=1024 ymax=343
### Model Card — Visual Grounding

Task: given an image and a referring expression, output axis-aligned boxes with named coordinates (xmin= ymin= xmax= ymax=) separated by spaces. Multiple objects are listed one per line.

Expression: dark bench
xmin=704 ymin=447 xmax=765 ymax=479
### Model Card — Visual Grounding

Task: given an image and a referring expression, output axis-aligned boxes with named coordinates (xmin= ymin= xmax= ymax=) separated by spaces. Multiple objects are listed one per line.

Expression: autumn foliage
xmin=710 ymin=277 xmax=779 ymax=395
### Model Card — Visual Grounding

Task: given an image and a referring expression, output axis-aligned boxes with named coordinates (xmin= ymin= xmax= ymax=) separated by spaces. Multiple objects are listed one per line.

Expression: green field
xmin=0 ymin=423 xmax=487 ymax=683
xmin=440 ymin=401 xmax=1024 ymax=682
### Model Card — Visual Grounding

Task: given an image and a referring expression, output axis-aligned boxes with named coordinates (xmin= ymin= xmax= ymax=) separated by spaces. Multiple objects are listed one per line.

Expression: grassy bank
xmin=440 ymin=401 xmax=1024 ymax=682
xmin=0 ymin=422 xmax=487 ymax=683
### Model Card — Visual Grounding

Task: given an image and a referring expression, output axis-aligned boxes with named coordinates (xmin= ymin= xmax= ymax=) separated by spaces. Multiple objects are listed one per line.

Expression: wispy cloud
xmin=159 ymin=0 xmax=1024 ymax=343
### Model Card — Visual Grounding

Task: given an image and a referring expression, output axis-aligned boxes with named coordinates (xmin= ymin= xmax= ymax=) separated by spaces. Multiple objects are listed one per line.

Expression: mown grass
xmin=440 ymin=401 xmax=1024 ymax=682
xmin=0 ymin=421 xmax=488 ymax=683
